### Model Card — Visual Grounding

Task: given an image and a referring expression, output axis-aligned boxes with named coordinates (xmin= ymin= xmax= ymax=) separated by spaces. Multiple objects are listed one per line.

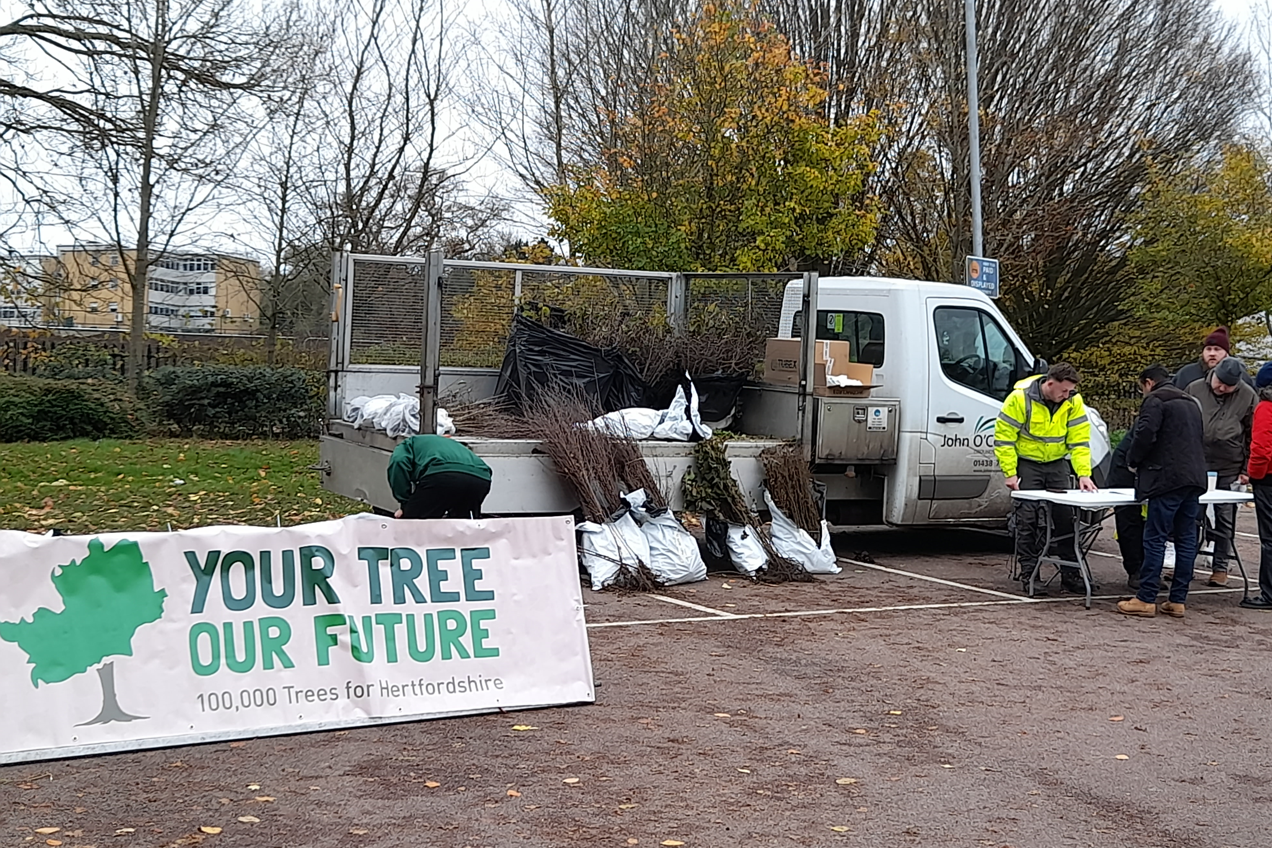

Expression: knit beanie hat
xmin=1203 ymin=326 xmax=1231 ymax=352
xmin=1257 ymin=361 xmax=1272 ymax=389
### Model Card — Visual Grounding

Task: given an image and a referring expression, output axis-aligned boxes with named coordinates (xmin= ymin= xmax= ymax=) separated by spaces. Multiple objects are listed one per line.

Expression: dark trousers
xmin=1204 ymin=473 xmax=1238 ymax=571
xmin=1015 ymin=458 xmax=1077 ymax=578
xmin=1114 ymin=505 xmax=1145 ymax=577
xmin=1106 ymin=464 xmax=1144 ymax=577
xmin=1252 ymin=479 xmax=1272 ymax=602
xmin=1138 ymin=487 xmax=1201 ymax=605
xmin=400 ymin=471 xmax=491 ymax=519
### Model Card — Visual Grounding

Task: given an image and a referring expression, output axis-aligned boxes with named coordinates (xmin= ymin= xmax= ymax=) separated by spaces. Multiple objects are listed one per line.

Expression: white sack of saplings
xmin=652 ymin=379 xmax=713 ymax=441
xmin=623 ymin=489 xmax=706 ymax=586
xmin=583 ymin=408 xmax=663 ymax=439
xmin=376 ymin=393 xmax=421 ymax=438
xmin=577 ymin=510 xmax=652 ymax=591
xmin=435 ymin=407 xmax=456 ymax=436
xmin=352 ymin=394 xmax=395 ymax=429
xmin=763 ymin=489 xmax=839 ymax=574
xmin=344 ymin=395 xmax=373 ymax=423
xmin=726 ymin=523 xmax=767 ymax=576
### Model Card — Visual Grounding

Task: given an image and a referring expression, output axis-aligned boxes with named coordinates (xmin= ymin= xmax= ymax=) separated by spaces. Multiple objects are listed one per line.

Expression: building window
xmin=108 ymin=302 xmax=119 ymax=312
xmin=89 ymin=302 xmax=99 ymax=312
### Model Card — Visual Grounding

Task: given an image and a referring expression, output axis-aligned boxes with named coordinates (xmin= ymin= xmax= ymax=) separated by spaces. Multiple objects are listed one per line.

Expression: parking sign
xmin=966 ymin=256 xmax=999 ymax=298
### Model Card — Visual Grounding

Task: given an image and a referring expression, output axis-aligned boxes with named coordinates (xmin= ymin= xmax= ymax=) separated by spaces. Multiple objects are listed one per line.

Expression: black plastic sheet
xmin=495 ymin=314 xmax=647 ymax=413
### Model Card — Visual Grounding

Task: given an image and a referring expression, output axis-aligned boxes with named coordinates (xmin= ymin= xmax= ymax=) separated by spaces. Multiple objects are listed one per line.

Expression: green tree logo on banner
xmin=0 ymin=538 xmax=167 ymax=725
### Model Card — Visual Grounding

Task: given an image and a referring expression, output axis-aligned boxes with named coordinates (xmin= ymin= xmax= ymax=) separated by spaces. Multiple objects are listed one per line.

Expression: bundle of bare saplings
xmin=760 ymin=444 xmax=840 ymax=575
xmin=529 ymin=386 xmax=705 ymax=591
xmin=682 ymin=436 xmax=813 ymax=584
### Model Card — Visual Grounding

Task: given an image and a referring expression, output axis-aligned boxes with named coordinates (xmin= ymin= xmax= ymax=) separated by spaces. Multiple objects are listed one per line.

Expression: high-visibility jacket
xmin=993 ymin=375 xmax=1092 ymax=478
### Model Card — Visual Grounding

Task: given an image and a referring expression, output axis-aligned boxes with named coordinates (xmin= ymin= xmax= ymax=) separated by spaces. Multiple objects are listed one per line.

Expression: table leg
xmin=1073 ymin=510 xmax=1093 ymax=610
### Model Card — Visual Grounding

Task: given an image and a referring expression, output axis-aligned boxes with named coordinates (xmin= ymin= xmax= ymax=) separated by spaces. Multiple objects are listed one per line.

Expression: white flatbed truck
xmin=318 ymin=252 xmax=1110 ymax=526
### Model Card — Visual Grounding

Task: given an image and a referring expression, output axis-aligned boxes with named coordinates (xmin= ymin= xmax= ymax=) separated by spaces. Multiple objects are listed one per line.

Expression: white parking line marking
xmin=840 ymin=558 xmax=1030 ymax=601
xmin=649 ymin=594 xmax=737 ymax=617
xmin=587 ymin=586 xmax=1252 ymax=628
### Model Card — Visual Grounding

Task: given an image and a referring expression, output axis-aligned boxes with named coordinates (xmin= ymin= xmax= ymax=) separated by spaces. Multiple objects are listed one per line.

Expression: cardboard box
xmin=814 ymin=362 xmax=876 ymax=397
xmin=763 ymin=339 xmax=852 ymax=387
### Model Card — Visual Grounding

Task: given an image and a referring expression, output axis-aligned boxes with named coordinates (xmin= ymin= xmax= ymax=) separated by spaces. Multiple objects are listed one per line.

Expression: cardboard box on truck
xmin=763 ymin=339 xmax=851 ymax=388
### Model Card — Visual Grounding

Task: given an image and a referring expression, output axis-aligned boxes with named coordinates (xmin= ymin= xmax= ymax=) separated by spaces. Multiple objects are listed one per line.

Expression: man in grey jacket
xmin=1186 ymin=356 xmax=1257 ymax=585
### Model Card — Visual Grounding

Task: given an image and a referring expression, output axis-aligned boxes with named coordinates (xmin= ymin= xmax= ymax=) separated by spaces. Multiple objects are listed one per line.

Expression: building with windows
xmin=0 ymin=255 xmax=50 ymax=328
xmin=46 ymin=244 xmax=262 ymax=333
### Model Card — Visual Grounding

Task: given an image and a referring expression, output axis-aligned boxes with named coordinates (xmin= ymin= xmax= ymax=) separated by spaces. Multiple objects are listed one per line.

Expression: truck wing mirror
xmin=1033 ymin=356 xmax=1048 ymax=375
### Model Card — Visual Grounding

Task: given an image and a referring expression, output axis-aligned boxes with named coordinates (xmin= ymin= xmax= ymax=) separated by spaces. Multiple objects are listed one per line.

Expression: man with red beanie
xmin=1174 ymin=326 xmax=1253 ymax=388
xmin=1241 ymin=361 xmax=1272 ymax=609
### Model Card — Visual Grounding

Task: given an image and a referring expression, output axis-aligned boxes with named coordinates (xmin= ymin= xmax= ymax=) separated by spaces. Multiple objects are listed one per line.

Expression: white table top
xmin=1010 ymin=487 xmax=1252 ymax=507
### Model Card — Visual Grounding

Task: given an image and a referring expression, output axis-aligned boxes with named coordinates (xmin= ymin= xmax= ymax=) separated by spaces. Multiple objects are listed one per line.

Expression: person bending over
xmin=388 ymin=434 xmax=492 ymax=519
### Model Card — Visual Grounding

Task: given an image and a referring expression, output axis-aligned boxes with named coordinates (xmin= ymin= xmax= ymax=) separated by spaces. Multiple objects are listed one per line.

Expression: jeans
xmin=1205 ymin=473 xmax=1238 ymax=571
xmin=1014 ymin=458 xmax=1078 ymax=580
xmin=1252 ymin=479 xmax=1272 ymax=602
xmin=1139 ymin=487 xmax=1202 ymax=605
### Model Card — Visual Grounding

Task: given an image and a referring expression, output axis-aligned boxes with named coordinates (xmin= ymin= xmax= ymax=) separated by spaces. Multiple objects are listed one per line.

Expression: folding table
xmin=1009 ymin=487 xmax=1253 ymax=609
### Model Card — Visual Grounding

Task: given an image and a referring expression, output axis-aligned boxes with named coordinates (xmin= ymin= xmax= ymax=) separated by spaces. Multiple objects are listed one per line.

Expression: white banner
xmin=0 ymin=514 xmax=593 ymax=764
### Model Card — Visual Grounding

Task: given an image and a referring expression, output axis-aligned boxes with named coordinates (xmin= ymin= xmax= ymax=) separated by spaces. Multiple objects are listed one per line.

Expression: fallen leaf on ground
xmin=237 ymin=816 xmax=260 ymax=823
xmin=1109 ymin=715 xmax=1125 ymax=722
xmin=736 ymin=768 xmax=751 ymax=774
xmin=511 ymin=725 xmax=538 ymax=731
xmin=835 ymin=778 xmax=858 ymax=785
xmin=424 ymin=781 xmax=441 ymax=788
xmin=507 ymin=790 xmax=521 ymax=797
xmin=713 ymin=713 xmax=731 ymax=718
xmin=228 ymin=741 xmax=245 ymax=748
xmin=199 ymin=826 xmax=222 ymax=834
xmin=618 ymin=803 xmax=638 ymax=809
xmin=956 ymin=648 xmax=967 ymax=652
xmin=852 ymin=729 xmax=868 ymax=735
xmin=887 ymin=710 xmax=903 ymax=715
xmin=35 ymin=829 xmax=60 ymax=835
xmin=1115 ymin=755 xmax=1130 ymax=760
xmin=45 ymin=840 xmax=62 ymax=846
xmin=661 ymin=841 xmax=685 ymax=846
xmin=628 ymin=840 xmax=639 ymax=845
xmin=254 ymin=796 xmax=275 ymax=802
xmin=829 ymin=825 xmax=851 ymax=832
xmin=246 ymin=784 xmax=260 ymax=790
xmin=349 ymin=828 xmax=369 ymax=835
xmin=562 ymin=777 xmax=581 ymax=785
xmin=940 ymin=764 xmax=954 ymax=769
xmin=115 ymin=829 xmax=135 ymax=835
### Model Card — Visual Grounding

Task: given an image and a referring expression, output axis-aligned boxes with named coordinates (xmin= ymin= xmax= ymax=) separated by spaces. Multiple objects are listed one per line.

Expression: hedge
xmin=145 ymin=365 xmax=324 ymax=439
xmin=0 ymin=374 xmax=140 ymax=441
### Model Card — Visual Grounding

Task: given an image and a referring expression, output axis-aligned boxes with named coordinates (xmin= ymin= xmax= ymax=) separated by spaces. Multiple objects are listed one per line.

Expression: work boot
xmin=1061 ymin=572 xmax=1094 ymax=594
xmin=1117 ymin=598 xmax=1157 ymax=617
xmin=1019 ymin=579 xmax=1048 ymax=597
xmin=1157 ymin=601 xmax=1186 ymax=618
xmin=1207 ymin=571 xmax=1228 ymax=587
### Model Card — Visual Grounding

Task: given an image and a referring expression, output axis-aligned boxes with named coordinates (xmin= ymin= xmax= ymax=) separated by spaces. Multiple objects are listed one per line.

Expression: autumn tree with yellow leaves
xmin=543 ymin=1 xmax=881 ymax=274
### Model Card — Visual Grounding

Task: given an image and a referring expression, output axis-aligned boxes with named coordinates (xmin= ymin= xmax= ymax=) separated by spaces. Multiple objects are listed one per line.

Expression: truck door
xmin=924 ymin=298 xmax=1032 ymax=522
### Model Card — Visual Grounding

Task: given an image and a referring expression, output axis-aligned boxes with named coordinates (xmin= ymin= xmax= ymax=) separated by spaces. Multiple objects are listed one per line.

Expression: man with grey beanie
xmin=1186 ymin=356 xmax=1257 ymax=585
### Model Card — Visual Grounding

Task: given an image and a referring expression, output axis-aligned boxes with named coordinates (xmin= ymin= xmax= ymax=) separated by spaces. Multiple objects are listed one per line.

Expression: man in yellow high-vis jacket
xmin=994 ymin=362 xmax=1098 ymax=594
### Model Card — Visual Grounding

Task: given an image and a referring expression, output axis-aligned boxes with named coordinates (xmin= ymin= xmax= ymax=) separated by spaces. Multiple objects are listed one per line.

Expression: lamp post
xmin=964 ymin=0 xmax=984 ymax=258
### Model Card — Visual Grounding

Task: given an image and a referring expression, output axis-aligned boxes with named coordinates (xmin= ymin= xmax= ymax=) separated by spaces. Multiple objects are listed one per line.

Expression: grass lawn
xmin=0 ymin=439 xmax=366 ymax=535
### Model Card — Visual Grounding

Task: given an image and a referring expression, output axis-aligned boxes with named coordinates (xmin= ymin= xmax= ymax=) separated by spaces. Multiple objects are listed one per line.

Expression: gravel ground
xmin=5 ymin=508 xmax=1271 ymax=848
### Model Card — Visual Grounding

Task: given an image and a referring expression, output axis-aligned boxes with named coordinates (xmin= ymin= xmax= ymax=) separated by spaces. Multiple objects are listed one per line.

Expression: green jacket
xmin=993 ymin=375 xmax=1092 ymax=478
xmin=387 ymin=435 xmax=492 ymax=505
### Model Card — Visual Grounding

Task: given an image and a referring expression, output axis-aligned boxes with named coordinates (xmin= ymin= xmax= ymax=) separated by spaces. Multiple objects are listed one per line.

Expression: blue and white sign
xmin=966 ymin=256 xmax=999 ymax=298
